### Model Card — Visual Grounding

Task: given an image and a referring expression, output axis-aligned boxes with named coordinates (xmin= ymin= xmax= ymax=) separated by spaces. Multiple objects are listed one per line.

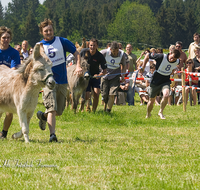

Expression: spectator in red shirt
xmin=185 ymin=59 xmax=198 ymax=106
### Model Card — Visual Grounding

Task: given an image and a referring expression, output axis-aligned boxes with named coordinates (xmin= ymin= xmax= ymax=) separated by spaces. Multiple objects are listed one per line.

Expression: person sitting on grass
xmin=115 ymin=70 xmax=134 ymax=106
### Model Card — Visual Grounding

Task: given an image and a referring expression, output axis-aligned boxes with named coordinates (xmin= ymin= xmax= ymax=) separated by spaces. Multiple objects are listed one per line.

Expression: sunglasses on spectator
xmin=187 ymin=62 xmax=193 ymax=64
xmin=176 ymin=45 xmax=181 ymax=48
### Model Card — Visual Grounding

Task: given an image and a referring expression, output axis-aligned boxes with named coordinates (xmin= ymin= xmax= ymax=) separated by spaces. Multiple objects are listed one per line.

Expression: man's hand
xmin=73 ymin=50 xmax=83 ymax=77
xmin=124 ymin=84 xmax=129 ymax=91
xmin=93 ymin=74 xmax=101 ymax=79
xmin=75 ymin=66 xmax=83 ymax=77
xmin=195 ymin=66 xmax=200 ymax=71
xmin=121 ymin=76 xmax=125 ymax=83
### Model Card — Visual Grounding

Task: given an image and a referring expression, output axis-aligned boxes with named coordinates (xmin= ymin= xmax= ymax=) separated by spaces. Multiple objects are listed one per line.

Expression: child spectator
xmin=132 ymin=61 xmax=148 ymax=105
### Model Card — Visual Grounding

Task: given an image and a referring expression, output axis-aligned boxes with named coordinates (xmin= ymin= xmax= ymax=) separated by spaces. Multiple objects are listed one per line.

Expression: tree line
xmin=0 ymin=0 xmax=199 ymax=49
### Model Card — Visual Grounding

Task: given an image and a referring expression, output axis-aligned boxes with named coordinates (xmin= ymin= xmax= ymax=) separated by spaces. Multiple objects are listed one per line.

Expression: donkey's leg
xmin=21 ymin=112 xmax=30 ymax=143
xmin=71 ymin=92 xmax=75 ymax=110
xmin=12 ymin=111 xmax=29 ymax=143
xmin=79 ymin=91 xmax=86 ymax=112
xmin=25 ymin=113 xmax=33 ymax=140
xmin=23 ymin=112 xmax=34 ymax=142
xmin=12 ymin=111 xmax=23 ymax=139
xmin=79 ymin=98 xmax=85 ymax=112
xmin=27 ymin=113 xmax=32 ymax=126
xmin=74 ymin=96 xmax=79 ymax=114
xmin=71 ymin=92 xmax=78 ymax=112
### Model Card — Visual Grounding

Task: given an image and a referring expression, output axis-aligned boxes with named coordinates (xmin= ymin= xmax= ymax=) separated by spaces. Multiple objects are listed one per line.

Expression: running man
xmin=80 ymin=38 xmax=107 ymax=112
xmin=142 ymin=49 xmax=180 ymax=119
xmin=36 ymin=19 xmax=82 ymax=142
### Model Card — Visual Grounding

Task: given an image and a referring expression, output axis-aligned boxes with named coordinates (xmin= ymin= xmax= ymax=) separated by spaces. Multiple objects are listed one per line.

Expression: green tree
xmin=156 ymin=6 xmax=169 ymax=47
xmin=0 ymin=1 xmax=4 ymax=26
xmin=81 ymin=9 xmax=98 ymax=39
xmin=44 ymin=0 xmax=56 ymax=19
xmin=67 ymin=30 xmax=82 ymax=44
xmin=59 ymin=9 xmax=72 ymax=38
xmin=27 ymin=0 xmax=40 ymax=16
xmin=23 ymin=10 xmax=40 ymax=46
xmin=193 ymin=0 xmax=200 ymax=33
xmin=98 ymin=5 xmax=112 ymax=38
xmin=183 ymin=7 xmax=199 ymax=47
xmin=136 ymin=0 xmax=163 ymax=14
xmin=107 ymin=1 xmax=161 ymax=48
xmin=35 ymin=4 xmax=47 ymax=24
xmin=157 ymin=0 xmax=196 ymax=48
xmin=72 ymin=11 xmax=84 ymax=39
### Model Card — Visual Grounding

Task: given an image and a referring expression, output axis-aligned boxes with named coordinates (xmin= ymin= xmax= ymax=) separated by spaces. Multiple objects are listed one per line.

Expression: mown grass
xmin=1 ymin=94 xmax=200 ymax=189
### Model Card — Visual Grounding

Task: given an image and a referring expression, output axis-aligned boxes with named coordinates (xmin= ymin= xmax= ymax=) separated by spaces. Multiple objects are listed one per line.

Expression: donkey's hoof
xmin=24 ymin=134 xmax=30 ymax=143
xmin=12 ymin=133 xmax=17 ymax=139
xmin=12 ymin=132 xmax=23 ymax=139
xmin=25 ymin=139 xmax=30 ymax=143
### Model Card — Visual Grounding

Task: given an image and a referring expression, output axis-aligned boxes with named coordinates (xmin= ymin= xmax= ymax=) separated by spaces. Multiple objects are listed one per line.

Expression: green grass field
xmin=1 ymin=93 xmax=200 ymax=189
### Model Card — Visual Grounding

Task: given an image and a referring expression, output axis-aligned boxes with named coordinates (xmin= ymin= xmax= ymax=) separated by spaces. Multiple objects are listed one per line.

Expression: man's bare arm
xmin=73 ymin=51 xmax=83 ymax=76
xmin=141 ymin=53 xmax=150 ymax=71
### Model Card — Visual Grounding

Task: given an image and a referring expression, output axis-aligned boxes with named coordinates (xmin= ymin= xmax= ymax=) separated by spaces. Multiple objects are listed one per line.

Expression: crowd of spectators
xmin=114 ymin=33 xmax=200 ymax=107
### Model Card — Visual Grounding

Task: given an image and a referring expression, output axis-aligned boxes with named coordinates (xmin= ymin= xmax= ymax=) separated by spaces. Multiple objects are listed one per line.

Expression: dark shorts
xmin=86 ymin=78 xmax=101 ymax=92
xmin=148 ymin=82 xmax=170 ymax=98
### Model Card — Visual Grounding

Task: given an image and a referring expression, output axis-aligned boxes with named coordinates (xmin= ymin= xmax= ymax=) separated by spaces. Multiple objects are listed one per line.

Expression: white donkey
xmin=0 ymin=43 xmax=55 ymax=143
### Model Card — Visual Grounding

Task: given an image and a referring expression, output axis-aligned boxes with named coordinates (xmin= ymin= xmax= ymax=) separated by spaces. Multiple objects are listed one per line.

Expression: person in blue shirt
xmin=0 ymin=26 xmax=20 ymax=139
xmin=37 ymin=18 xmax=82 ymax=142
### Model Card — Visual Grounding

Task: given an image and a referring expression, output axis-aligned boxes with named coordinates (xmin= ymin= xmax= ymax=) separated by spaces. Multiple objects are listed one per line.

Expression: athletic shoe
xmin=37 ymin=111 xmax=47 ymax=130
xmin=49 ymin=133 xmax=58 ymax=142
xmin=0 ymin=131 xmax=6 ymax=139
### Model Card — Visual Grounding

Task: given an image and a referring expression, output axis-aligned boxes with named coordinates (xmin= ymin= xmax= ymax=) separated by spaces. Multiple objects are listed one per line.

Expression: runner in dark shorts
xmin=80 ymin=38 xmax=107 ymax=112
xmin=142 ymin=49 xmax=180 ymax=119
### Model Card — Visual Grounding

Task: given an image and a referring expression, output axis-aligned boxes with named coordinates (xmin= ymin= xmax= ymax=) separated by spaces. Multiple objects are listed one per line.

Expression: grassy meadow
xmin=0 ymin=93 xmax=200 ymax=190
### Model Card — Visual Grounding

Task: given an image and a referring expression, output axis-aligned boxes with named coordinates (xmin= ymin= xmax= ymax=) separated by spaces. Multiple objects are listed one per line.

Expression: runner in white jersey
xmin=36 ymin=19 xmax=82 ymax=142
xmin=142 ymin=49 xmax=180 ymax=119
xmin=100 ymin=41 xmax=126 ymax=112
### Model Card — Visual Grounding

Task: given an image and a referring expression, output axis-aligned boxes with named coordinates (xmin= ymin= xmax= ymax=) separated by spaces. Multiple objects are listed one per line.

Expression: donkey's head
xmin=31 ymin=43 xmax=55 ymax=89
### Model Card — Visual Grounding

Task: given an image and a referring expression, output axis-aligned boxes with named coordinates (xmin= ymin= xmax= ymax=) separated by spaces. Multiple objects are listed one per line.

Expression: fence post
xmin=189 ymin=75 xmax=192 ymax=106
xmin=181 ymin=68 xmax=186 ymax=112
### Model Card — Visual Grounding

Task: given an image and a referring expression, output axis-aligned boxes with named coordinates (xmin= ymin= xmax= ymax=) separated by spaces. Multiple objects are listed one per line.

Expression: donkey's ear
xmin=33 ymin=43 xmax=48 ymax=60
xmin=39 ymin=43 xmax=46 ymax=56
xmin=33 ymin=43 xmax=41 ymax=59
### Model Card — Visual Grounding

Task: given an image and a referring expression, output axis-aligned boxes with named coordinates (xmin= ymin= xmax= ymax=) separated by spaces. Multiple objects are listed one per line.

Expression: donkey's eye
xmin=38 ymin=68 xmax=44 ymax=71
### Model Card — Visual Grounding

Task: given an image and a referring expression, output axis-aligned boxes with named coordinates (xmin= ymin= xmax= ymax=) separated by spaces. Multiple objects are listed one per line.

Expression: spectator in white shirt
xmin=21 ymin=40 xmax=29 ymax=59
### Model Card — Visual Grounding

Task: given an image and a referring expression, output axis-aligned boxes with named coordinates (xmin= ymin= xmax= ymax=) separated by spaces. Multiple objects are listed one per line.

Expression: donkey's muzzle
xmin=84 ymin=72 xmax=90 ymax=80
xmin=46 ymin=75 xmax=56 ymax=90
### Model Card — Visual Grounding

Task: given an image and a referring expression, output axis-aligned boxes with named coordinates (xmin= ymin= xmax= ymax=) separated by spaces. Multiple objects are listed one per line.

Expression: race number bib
xmin=43 ymin=37 xmax=65 ymax=67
